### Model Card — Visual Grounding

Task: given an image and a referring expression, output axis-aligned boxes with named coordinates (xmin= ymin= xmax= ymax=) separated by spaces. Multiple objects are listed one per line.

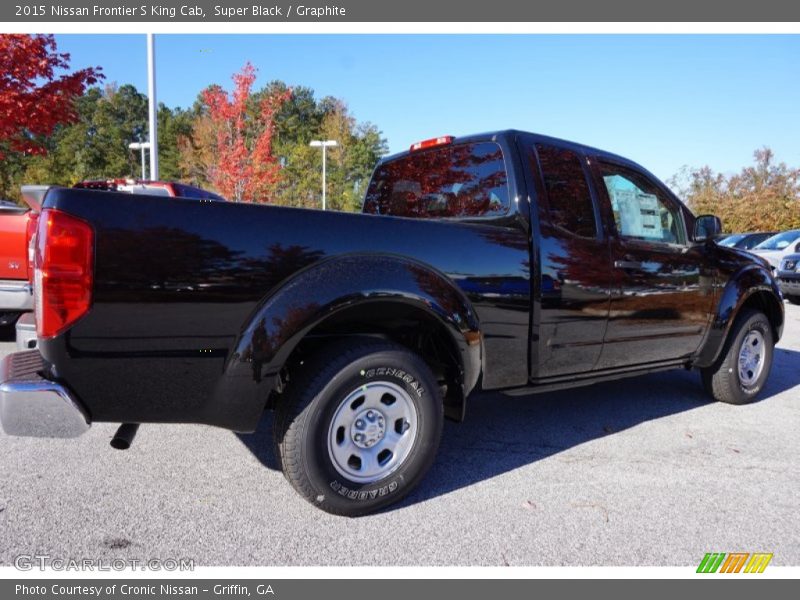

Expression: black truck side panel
xmin=38 ymin=188 xmax=530 ymax=430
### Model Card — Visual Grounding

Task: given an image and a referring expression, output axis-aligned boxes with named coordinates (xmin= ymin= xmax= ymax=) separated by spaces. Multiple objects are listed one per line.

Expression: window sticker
xmin=608 ymin=184 xmax=661 ymax=240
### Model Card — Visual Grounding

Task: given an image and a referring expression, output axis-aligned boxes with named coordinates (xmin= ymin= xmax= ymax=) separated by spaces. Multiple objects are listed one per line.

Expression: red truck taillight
xmin=26 ymin=211 xmax=39 ymax=283
xmin=34 ymin=209 xmax=94 ymax=339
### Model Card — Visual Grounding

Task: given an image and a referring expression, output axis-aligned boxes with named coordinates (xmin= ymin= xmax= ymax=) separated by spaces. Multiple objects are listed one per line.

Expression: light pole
xmin=128 ymin=142 xmax=151 ymax=180
xmin=147 ymin=33 xmax=159 ymax=180
xmin=309 ymin=140 xmax=337 ymax=210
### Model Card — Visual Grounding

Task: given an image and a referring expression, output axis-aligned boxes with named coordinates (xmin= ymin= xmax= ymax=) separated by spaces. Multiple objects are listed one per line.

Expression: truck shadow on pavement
xmin=236 ymin=346 xmax=800 ymax=511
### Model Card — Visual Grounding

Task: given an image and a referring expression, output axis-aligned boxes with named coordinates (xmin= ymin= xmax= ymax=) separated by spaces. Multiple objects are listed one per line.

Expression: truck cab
xmin=363 ymin=131 xmax=781 ymax=388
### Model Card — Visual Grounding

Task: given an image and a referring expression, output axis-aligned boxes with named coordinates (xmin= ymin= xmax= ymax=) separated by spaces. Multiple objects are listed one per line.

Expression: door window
xmin=535 ymin=144 xmax=597 ymax=238
xmin=597 ymin=163 xmax=685 ymax=245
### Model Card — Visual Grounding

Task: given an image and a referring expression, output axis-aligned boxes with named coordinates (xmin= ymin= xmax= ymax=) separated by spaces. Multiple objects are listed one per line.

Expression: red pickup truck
xmin=0 ymin=197 xmax=38 ymax=329
xmin=73 ymin=179 xmax=227 ymax=201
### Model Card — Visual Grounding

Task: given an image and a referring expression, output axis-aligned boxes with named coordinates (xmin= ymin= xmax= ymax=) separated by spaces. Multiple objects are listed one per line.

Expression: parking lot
xmin=0 ymin=304 xmax=798 ymax=567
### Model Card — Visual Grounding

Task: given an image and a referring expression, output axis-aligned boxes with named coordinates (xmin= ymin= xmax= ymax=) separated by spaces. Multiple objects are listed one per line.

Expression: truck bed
xmin=38 ymin=187 xmax=531 ymax=430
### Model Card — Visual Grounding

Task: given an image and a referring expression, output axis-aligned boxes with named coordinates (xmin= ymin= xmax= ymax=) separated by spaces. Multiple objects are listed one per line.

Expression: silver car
xmin=750 ymin=229 xmax=800 ymax=268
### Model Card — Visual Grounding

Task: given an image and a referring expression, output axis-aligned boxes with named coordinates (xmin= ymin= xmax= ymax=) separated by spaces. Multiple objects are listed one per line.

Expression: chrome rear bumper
xmin=0 ymin=350 xmax=90 ymax=438
xmin=0 ymin=279 xmax=33 ymax=311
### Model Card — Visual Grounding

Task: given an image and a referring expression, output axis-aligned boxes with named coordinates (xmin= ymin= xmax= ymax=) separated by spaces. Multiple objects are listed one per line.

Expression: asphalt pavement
xmin=1 ymin=306 xmax=798 ymax=566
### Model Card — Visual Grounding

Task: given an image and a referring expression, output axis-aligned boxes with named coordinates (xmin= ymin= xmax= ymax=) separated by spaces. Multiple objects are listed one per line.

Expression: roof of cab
xmin=378 ymin=129 xmax=644 ymax=170
xmin=373 ymin=129 xmax=686 ymax=210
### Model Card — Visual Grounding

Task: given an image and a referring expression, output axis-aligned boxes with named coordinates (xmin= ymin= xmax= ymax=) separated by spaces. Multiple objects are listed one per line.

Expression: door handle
xmin=614 ymin=260 xmax=643 ymax=270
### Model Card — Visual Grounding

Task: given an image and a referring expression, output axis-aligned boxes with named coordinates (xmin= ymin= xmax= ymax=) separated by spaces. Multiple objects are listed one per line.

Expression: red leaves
xmin=201 ymin=62 xmax=292 ymax=202
xmin=0 ymin=34 xmax=103 ymax=158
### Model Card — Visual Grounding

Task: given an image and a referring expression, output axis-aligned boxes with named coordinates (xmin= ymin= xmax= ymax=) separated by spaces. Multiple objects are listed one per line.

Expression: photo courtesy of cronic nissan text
xmin=0 ymin=2 xmax=798 ymax=589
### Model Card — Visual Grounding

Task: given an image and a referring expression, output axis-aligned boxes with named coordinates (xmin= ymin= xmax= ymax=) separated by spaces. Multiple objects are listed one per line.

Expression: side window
xmin=363 ymin=142 xmax=509 ymax=218
xmin=172 ymin=183 xmax=200 ymax=198
xmin=535 ymin=144 xmax=597 ymax=238
xmin=173 ymin=184 xmax=225 ymax=201
xmin=598 ymin=162 xmax=685 ymax=245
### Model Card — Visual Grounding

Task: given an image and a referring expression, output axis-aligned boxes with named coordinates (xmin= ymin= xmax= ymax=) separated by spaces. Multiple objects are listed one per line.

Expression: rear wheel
xmin=274 ymin=338 xmax=442 ymax=516
xmin=786 ymin=295 xmax=800 ymax=305
xmin=701 ymin=309 xmax=773 ymax=404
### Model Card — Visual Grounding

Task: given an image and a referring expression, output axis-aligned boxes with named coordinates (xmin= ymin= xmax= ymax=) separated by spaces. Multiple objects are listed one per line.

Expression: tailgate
xmin=0 ymin=205 xmax=29 ymax=280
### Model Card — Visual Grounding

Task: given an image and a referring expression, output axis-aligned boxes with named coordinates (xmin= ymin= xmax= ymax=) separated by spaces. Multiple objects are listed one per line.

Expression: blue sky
xmin=55 ymin=34 xmax=800 ymax=182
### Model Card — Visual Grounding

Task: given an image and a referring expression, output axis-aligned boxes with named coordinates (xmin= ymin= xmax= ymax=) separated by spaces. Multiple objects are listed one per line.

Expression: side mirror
xmin=694 ymin=214 xmax=722 ymax=242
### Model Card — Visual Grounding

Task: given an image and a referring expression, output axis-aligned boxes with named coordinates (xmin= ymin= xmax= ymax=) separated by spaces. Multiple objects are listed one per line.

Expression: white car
xmin=749 ymin=229 xmax=800 ymax=268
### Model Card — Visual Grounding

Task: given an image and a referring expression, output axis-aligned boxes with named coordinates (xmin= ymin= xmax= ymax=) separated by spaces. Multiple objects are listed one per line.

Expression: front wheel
xmin=701 ymin=309 xmax=774 ymax=404
xmin=274 ymin=339 xmax=443 ymax=516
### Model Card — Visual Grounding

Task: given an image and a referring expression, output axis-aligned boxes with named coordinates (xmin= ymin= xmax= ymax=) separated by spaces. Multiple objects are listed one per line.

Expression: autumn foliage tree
xmin=0 ymin=34 xmax=102 ymax=158
xmin=201 ymin=63 xmax=291 ymax=202
xmin=670 ymin=148 xmax=800 ymax=232
xmin=0 ymin=49 xmax=386 ymax=207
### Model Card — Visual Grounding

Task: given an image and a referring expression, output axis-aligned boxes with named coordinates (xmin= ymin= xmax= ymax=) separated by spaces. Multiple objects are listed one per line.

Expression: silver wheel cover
xmin=327 ymin=381 xmax=419 ymax=484
xmin=738 ymin=329 xmax=766 ymax=388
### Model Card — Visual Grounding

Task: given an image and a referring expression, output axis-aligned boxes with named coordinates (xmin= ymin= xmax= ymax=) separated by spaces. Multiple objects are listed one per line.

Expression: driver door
xmin=589 ymin=158 xmax=716 ymax=368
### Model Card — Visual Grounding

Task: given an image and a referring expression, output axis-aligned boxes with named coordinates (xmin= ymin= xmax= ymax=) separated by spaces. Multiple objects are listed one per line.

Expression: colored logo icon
xmin=697 ymin=552 xmax=773 ymax=573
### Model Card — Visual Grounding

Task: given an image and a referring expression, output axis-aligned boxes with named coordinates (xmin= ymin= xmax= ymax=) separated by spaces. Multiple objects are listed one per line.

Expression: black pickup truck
xmin=0 ymin=131 xmax=783 ymax=516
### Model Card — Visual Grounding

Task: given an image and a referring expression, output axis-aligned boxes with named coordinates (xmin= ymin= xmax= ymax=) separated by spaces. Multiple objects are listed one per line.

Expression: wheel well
xmin=270 ymin=301 xmax=468 ymax=421
xmin=740 ymin=290 xmax=783 ymax=341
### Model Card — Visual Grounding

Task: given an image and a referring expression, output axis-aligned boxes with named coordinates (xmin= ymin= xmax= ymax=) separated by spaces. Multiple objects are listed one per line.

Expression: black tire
xmin=700 ymin=309 xmax=774 ymax=404
xmin=274 ymin=338 xmax=443 ymax=516
xmin=787 ymin=295 xmax=800 ymax=306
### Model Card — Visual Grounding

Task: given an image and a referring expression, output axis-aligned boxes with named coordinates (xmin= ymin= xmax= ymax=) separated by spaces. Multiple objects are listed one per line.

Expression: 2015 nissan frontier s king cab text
xmin=0 ymin=130 xmax=784 ymax=516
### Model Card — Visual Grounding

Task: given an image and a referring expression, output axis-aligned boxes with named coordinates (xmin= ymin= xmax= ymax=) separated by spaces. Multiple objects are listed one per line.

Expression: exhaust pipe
xmin=110 ymin=423 xmax=139 ymax=450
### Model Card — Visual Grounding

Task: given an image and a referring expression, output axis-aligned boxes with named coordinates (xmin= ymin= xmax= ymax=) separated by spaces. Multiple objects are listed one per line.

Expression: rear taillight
xmin=34 ymin=209 xmax=94 ymax=339
xmin=25 ymin=212 xmax=39 ymax=283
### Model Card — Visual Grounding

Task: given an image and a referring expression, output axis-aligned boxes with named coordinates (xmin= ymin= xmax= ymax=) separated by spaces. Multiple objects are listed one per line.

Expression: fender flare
xmin=694 ymin=264 xmax=784 ymax=368
xmin=210 ymin=254 xmax=482 ymax=430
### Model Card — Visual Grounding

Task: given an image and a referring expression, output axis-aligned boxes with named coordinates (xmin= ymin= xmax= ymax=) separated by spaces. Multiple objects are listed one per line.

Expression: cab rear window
xmin=363 ymin=142 xmax=509 ymax=218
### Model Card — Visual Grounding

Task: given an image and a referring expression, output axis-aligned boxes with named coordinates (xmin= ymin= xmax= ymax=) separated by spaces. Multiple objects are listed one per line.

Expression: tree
xmin=201 ymin=63 xmax=291 ymax=202
xmin=187 ymin=79 xmax=389 ymax=209
xmin=270 ymin=95 xmax=387 ymax=210
xmin=670 ymin=148 xmax=800 ymax=232
xmin=175 ymin=93 xmax=216 ymax=188
xmin=0 ymin=34 xmax=102 ymax=157
xmin=0 ymin=34 xmax=102 ymax=197
xmin=21 ymin=83 xmax=149 ymax=185
xmin=177 ymin=109 xmax=215 ymax=188
xmin=319 ymin=101 xmax=387 ymax=211
xmin=266 ymin=83 xmax=325 ymax=208
xmin=1 ymin=60 xmax=389 ymax=206
xmin=158 ymin=103 xmax=194 ymax=181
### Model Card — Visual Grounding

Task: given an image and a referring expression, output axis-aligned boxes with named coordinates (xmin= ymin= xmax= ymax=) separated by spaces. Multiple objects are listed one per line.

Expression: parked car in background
xmin=749 ymin=229 xmax=800 ymax=268
xmin=717 ymin=231 xmax=777 ymax=251
xmin=776 ymin=253 xmax=800 ymax=305
xmin=15 ymin=179 xmax=227 ymax=350
xmin=0 ymin=196 xmax=39 ymax=329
